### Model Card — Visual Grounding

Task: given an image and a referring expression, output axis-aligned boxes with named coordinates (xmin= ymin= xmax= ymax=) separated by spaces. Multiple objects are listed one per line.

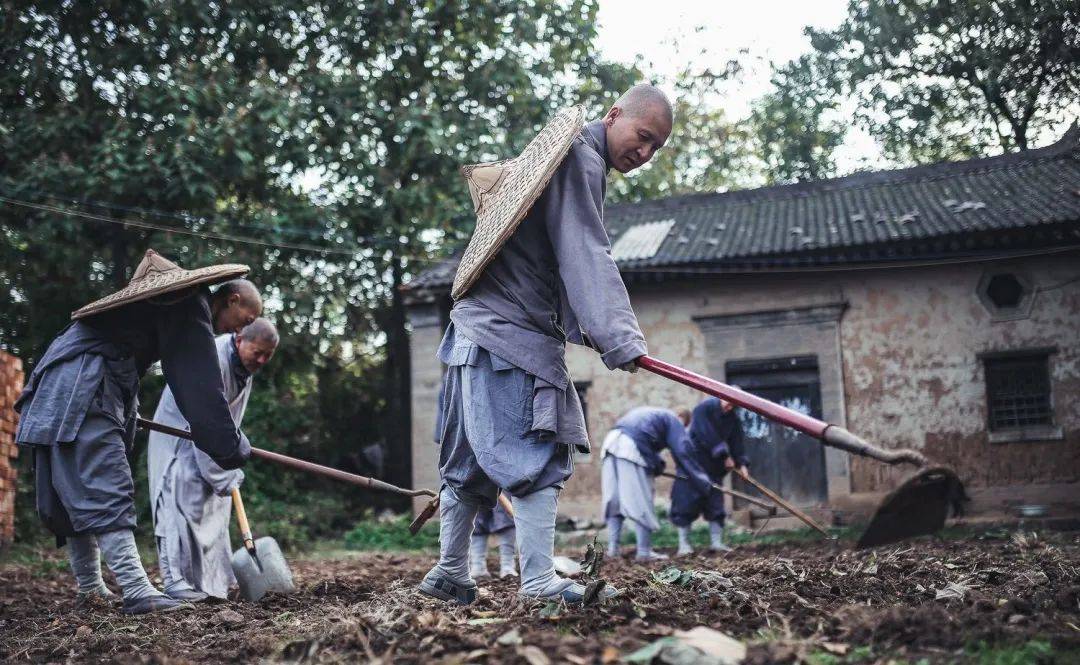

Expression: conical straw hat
xmin=451 ymin=105 xmax=586 ymax=300
xmin=71 ymin=249 xmax=249 ymax=320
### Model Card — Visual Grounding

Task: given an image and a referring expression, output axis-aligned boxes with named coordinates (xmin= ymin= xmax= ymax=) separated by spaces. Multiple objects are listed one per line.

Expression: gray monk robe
xmin=149 ymin=334 xmax=250 ymax=598
xmin=428 ymin=119 xmax=647 ymax=600
xmin=14 ymin=289 xmax=250 ymax=543
xmin=441 ymin=119 xmax=647 ymax=500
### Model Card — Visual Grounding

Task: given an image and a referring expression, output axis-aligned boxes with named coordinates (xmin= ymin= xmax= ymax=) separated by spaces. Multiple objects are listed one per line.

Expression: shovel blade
xmin=856 ymin=466 xmax=966 ymax=549
xmin=231 ymin=536 xmax=296 ymax=602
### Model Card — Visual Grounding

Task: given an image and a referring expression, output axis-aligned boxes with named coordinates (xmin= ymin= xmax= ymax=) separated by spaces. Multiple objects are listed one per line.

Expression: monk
xmin=15 ymin=250 xmax=258 ymax=614
xmin=421 ymin=85 xmax=674 ymax=605
xmin=148 ymin=318 xmax=278 ymax=602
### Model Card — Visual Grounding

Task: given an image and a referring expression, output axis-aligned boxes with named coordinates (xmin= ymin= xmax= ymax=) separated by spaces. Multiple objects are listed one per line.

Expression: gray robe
xmin=148 ymin=334 xmax=250 ymax=598
xmin=449 ymin=120 xmax=648 ymax=454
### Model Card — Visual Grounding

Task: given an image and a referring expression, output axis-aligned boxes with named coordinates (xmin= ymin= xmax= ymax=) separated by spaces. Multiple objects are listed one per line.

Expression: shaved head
xmin=602 ymin=83 xmax=675 ymax=174
xmin=215 ymin=279 xmax=261 ymax=309
xmin=239 ymin=317 xmax=279 ymax=346
xmin=210 ymin=278 xmax=263 ymax=334
xmin=614 ymin=84 xmax=674 ymax=126
xmin=236 ymin=317 xmax=278 ymax=372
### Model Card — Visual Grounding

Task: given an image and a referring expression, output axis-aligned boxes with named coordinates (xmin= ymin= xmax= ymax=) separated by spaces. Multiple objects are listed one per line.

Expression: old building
xmin=405 ymin=126 xmax=1080 ymax=526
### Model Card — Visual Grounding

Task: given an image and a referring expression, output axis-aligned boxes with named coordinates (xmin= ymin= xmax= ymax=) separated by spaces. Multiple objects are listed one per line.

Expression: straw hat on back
xmin=71 ymin=249 xmax=249 ymax=320
xmin=451 ymin=105 xmax=586 ymax=300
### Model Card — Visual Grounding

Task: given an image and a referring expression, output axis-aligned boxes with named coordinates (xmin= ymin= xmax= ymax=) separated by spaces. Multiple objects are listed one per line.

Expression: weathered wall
xmin=408 ymin=253 xmax=1080 ymax=519
xmin=408 ymin=303 xmax=445 ymax=513
xmin=0 ymin=351 xmax=23 ymax=546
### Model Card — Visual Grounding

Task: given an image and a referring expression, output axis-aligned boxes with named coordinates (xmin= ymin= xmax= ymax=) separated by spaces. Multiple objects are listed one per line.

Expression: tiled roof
xmin=407 ymin=125 xmax=1080 ymax=292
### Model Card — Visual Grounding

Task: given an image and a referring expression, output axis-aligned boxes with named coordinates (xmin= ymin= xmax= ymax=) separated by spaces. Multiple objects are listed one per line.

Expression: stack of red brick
xmin=0 ymin=351 xmax=23 ymax=546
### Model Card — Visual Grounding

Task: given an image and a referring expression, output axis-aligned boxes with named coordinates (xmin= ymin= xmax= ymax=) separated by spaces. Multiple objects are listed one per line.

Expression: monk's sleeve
xmin=670 ymin=435 xmax=714 ymax=497
xmin=544 ymin=151 xmax=647 ymax=369
xmin=156 ymin=294 xmax=251 ymax=470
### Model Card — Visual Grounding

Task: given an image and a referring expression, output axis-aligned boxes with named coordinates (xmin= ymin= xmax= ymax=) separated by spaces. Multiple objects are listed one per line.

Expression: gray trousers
xmin=33 ymin=398 xmax=137 ymax=541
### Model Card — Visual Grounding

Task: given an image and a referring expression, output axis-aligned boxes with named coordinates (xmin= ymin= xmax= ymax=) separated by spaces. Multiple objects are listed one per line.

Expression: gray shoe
xmin=165 ymin=587 xmax=210 ymax=603
xmin=676 ymin=543 xmax=694 ymax=556
xmin=635 ymin=551 xmax=670 ymax=562
xmin=418 ymin=569 xmax=478 ymax=605
xmin=709 ymin=542 xmax=733 ymax=553
xmin=121 ymin=594 xmax=188 ymax=615
xmin=521 ymin=578 xmax=620 ymax=605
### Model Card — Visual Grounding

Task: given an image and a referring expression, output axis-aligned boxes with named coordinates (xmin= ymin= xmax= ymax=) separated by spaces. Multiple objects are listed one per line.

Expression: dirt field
xmin=1 ymin=529 xmax=1078 ymax=664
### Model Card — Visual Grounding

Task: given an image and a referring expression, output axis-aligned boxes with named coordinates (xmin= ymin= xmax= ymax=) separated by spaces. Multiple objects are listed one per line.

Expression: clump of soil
xmin=1 ymin=530 xmax=1077 ymax=663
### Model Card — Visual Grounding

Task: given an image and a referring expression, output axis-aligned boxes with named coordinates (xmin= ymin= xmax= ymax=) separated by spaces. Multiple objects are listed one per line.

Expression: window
xmin=984 ymin=353 xmax=1053 ymax=431
xmin=985 ymin=274 xmax=1024 ymax=308
xmin=977 ymin=270 xmax=1034 ymax=320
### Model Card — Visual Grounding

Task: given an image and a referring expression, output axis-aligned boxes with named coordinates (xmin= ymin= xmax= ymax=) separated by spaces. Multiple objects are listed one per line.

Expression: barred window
xmin=984 ymin=353 xmax=1053 ymax=430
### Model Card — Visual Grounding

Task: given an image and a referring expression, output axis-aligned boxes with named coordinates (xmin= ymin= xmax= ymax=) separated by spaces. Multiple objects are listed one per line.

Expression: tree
xmin=806 ymin=0 xmax=1080 ymax=162
xmin=749 ymin=56 xmax=847 ymax=184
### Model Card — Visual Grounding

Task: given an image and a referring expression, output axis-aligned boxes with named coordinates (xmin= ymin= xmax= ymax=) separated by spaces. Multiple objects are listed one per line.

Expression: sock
xmin=513 ymin=486 xmax=574 ymax=597
xmin=469 ymin=533 xmax=490 ymax=577
xmin=677 ymin=526 xmax=693 ymax=551
xmin=433 ymin=486 xmax=479 ymax=583
xmin=498 ymin=529 xmax=517 ymax=576
xmin=67 ymin=534 xmax=108 ymax=595
xmin=606 ymin=516 xmax=623 ymax=556
xmin=709 ymin=521 xmax=725 ymax=548
xmin=98 ymin=529 xmax=161 ymax=601
xmin=634 ymin=521 xmax=653 ymax=557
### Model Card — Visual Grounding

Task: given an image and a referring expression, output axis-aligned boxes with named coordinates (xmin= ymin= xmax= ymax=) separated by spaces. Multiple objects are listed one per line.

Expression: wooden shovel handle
xmin=734 ymin=469 xmax=832 ymax=539
xmin=497 ymin=492 xmax=515 ymax=517
xmin=231 ymin=487 xmax=256 ymax=550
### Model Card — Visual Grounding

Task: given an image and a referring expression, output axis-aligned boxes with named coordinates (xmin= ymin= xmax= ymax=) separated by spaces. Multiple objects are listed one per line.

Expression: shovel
xmin=137 ymin=417 xmax=443 ymax=534
xmin=636 ymin=356 xmax=964 ymax=548
xmin=230 ymin=487 xmax=295 ymax=602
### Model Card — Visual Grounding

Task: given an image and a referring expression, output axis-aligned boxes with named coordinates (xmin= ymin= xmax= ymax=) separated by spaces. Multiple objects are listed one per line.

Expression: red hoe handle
xmin=635 ymin=356 xmax=926 ymax=467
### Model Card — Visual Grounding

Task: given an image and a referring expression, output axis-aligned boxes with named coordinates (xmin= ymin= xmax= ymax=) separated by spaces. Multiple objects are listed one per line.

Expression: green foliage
xmin=749 ymin=56 xmax=847 ymax=184
xmin=342 ymin=513 xmax=440 ymax=552
xmin=802 ymin=0 xmax=1079 ymax=161
xmin=0 ymin=1 xmax=637 ymax=543
xmin=967 ymin=640 xmax=1057 ymax=665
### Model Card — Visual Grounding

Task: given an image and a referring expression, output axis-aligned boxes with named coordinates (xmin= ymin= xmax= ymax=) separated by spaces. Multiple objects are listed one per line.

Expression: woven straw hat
xmin=451 ymin=104 xmax=586 ymax=299
xmin=71 ymin=249 xmax=249 ymax=320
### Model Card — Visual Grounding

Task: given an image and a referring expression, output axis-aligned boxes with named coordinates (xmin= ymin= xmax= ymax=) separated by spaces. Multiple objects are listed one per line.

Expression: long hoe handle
xmin=636 ymin=356 xmax=926 ymax=467
xmin=137 ymin=417 xmax=437 ymax=499
xmin=734 ymin=468 xmax=832 ymax=539
xmin=660 ymin=471 xmax=776 ymax=512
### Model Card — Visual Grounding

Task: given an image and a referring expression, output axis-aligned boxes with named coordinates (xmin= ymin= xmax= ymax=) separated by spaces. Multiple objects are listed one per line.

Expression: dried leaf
xmin=518 ymin=645 xmax=552 ymax=665
xmin=935 ymin=581 xmax=969 ymax=601
xmin=496 ymin=629 xmax=522 ymax=646
xmin=466 ymin=617 xmax=506 ymax=626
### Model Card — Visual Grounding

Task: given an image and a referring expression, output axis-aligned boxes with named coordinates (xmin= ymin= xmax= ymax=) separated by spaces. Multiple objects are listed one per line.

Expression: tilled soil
xmin=1 ymin=530 xmax=1078 ymax=663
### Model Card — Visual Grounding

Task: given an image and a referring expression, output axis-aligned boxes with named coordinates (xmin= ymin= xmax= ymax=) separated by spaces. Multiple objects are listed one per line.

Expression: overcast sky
xmin=595 ymin=0 xmax=881 ymax=169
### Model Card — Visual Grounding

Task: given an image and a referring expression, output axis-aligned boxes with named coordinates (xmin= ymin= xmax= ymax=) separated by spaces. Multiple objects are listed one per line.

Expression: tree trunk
xmin=381 ymin=253 xmax=413 ymax=501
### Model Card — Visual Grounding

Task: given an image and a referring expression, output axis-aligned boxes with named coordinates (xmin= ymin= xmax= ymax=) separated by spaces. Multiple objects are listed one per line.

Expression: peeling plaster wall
xmin=408 ymin=253 xmax=1080 ymax=518
xmin=556 ymin=254 xmax=1080 ymax=516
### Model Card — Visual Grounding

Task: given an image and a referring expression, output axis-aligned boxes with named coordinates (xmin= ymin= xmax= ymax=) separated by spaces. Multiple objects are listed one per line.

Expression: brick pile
xmin=0 ymin=350 xmax=23 ymax=546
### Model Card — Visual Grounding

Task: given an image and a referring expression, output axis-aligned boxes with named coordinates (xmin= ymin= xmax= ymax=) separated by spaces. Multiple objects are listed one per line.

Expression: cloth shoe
xmin=121 ymin=594 xmax=188 ymax=615
xmin=709 ymin=522 xmax=732 ymax=552
xmin=634 ymin=550 xmax=670 ymax=562
xmin=418 ymin=567 xmax=478 ymax=605
xmin=165 ymin=587 xmax=211 ymax=603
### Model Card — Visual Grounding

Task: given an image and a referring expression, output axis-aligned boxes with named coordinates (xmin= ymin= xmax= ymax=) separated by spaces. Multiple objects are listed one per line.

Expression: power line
xmin=0 ymin=194 xmax=370 ymax=257
xmin=0 ymin=183 xmax=340 ymax=242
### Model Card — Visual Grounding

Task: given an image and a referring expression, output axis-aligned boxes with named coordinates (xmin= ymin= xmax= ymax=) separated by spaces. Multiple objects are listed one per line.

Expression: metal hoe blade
xmin=856 ymin=467 xmax=967 ymax=549
xmin=231 ymin=536 xmax=296 ymax=602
